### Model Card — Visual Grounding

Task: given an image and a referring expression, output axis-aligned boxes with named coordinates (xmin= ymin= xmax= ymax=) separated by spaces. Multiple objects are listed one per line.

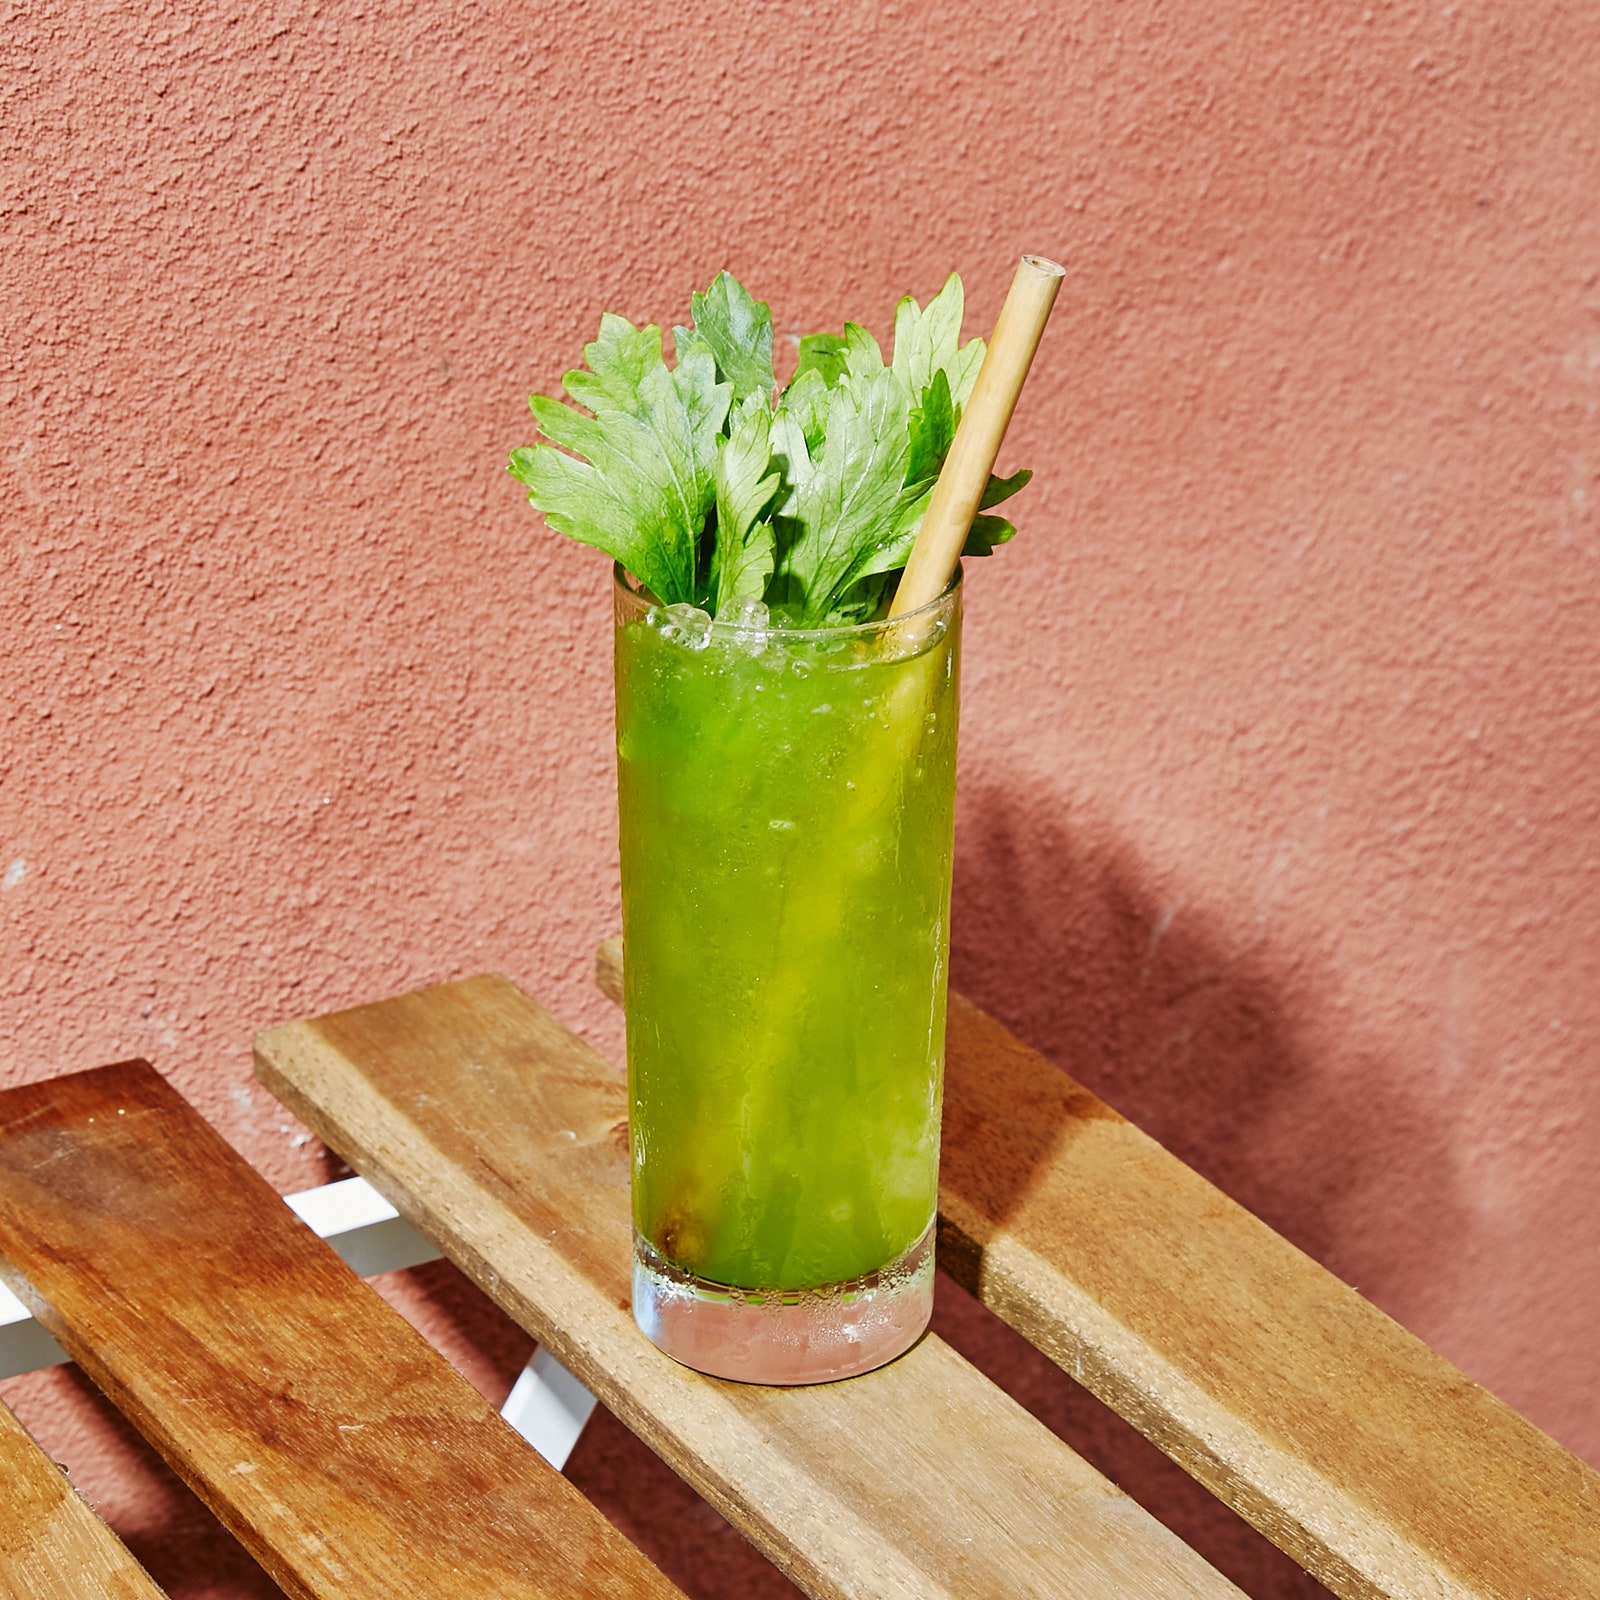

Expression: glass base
xmin=632 ymin=1224 xmax=935 ymax=1385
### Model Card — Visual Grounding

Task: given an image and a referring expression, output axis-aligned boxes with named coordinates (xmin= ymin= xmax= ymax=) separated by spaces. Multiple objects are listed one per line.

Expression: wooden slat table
xmin=0 ymin=1395 xmax=165 ymax=1599
xmin=257 ymin=974 xmax=1249 ymax=1600
xmin=0 ymin=1061 xmax=682 ymax=1600
xmin=607 ymin=936 xmax=1600 ymax=1600
xmin=933 ymin=992 xmax=1600 ymax=1600
xmin=5 ymin=960 xmax=1592 ymax=1597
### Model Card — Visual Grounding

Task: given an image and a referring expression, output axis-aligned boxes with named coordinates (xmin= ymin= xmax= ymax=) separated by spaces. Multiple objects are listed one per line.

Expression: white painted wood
xmin=284 ymin=1175 xmax=443 ymax=1278
xmin=0 ymin=1279 xmax=68 ymax=1379
xmin=284 ymin=1173 xmax=407 ymax=1234
xmin=500 ymin=1346 xmax=601 ymax=1470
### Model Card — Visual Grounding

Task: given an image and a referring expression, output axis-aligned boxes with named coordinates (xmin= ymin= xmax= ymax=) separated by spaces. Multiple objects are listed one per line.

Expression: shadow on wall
xmin=949 ymin=776 xmax=1466 ymax=1279
xmin=942 ymin=777 xmax=1470 ymax=1600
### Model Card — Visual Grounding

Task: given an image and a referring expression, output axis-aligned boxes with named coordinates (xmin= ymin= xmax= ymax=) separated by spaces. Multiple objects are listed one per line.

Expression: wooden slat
xmin=594 ymin=935 xmax=1600 ymax=1600
xmin=256 ymin=975 xmax=1248 ymax=1600
xmin=0 ymin=1062 xmax=682 ymax=1600
xmin=0 ymin=1396 xmax=166 ymax=1599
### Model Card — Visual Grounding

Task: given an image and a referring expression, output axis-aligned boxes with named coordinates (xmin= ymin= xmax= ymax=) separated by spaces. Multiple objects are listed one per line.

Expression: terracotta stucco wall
xmin=3 ymin=2 xmax=1596 ymax=1595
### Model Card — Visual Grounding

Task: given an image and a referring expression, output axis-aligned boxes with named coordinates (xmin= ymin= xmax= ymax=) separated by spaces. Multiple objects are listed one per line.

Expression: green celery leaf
xmin=561 ymin=313 xmax=662 ymax=416
xmin=711 ymin=396 xmax=781 ymax=616
xmin=773 ymin=363 xmax=912 ymax=622
xmin=892 ymin=274 xmax=986 ymax=409
xmin=685 ymin=272 xmax=776 ymax=406
xmin=794 ymin=321 xmax=885 ymax=391
xmin=773 ymin=367 xmax=832 ymax=459
xmin=905 ymin=367 xmax=955 ymax=487
xmin=892 ymin=275 xmax=961 ymax=396
xmin=982 ymin=467 xmax=1031 ymax=508
xmin=949 ymin=339 xmax=986 ymax=408
xmin=963 ymin=514 xmax=1017 ymax=556
xmin=842 ymin=465 xmax=1034 ymax=584
xmin=957 ymin=468 xmax=1029 ymax=556
xmin=842 ymin=321 xmax=885 ymax=381
xmin=794 ymin=333 xmax=848 ymax=389
xmin=509 ymin=317 xmax=729 ymax=604
xmin=766 ymin=387 xmax=819 ymax=611
xmin=835 ymin=479 xmax=934 ymax=584
xmin=671 ymin=322 xmax=716 ymax=379
xmin=822 ymin=569 xmax=894 ymax=625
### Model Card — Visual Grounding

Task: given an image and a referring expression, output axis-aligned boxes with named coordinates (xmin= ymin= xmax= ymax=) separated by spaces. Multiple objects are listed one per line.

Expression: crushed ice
xmin=656 ymin=602 xmax=713 ymax=651
xmin=724 ymin=596 xmax=770 ymax=653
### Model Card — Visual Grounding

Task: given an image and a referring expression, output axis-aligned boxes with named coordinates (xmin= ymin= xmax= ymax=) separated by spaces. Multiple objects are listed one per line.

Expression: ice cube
xmin=657 ymin=602 xmax=713 ymax=651
xmin=723 ymin=595 xmax=770 ymax=654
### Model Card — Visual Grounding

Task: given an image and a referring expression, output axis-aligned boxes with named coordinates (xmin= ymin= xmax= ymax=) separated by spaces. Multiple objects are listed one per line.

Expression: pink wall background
xmin=3 ymin=1 xmax=1597 ymax=1595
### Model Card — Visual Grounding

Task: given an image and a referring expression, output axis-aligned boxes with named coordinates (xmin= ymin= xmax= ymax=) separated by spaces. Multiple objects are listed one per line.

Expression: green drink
xmin=510 ymin=266 xmax=1045 ymax=1380
xmin=617 ymin=569 xmax=960 ymax=1382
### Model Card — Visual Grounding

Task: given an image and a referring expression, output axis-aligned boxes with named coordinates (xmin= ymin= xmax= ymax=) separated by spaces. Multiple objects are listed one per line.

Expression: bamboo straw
xmin=890 ymin=254 xmax=1065 ymax=616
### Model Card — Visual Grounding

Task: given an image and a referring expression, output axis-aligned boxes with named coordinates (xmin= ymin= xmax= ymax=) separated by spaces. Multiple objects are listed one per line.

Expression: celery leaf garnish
xmin=512 ymin=270 xmax=1039 ymax=622
xmin=892 ymin=273 xmax=985 ymax=409
xmin=680 ymin=271 xmax=776 ymax=407
xmin=509 ymin=316 xmax=728 ymax=604
xmin=771 ymin=360 xmax=913 ymax=622
xmin=711 ymin=396 xmax=781 ymax=616
xmin=793 ymin=333 xmax=847 ymax=389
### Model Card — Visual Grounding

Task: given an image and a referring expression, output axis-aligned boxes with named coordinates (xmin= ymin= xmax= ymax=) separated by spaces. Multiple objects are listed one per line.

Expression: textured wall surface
xmin=3 ymin=1 xmax=1597 ymax=1595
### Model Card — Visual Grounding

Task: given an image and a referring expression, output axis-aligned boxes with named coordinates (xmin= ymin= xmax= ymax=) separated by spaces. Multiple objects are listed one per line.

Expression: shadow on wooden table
xmin=944 ymin=777 xmax=1471 ymax=1600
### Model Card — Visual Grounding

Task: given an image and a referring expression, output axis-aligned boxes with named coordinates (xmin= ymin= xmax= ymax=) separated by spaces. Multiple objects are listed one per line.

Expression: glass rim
xmin=612 ymin=562 xmax=961 ymax=641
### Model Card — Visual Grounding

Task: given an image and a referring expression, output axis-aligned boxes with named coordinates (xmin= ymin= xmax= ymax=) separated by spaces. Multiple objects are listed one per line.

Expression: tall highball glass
xmin=614 ymin=566 xmax=961 ymax=1384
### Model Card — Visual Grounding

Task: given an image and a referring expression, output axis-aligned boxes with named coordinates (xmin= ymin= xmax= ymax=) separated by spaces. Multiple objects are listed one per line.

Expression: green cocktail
xmin=510 ymin=267 xmax=1043 ymax=1380
xmin=616 ymin=568 xmax=960 ymax=1382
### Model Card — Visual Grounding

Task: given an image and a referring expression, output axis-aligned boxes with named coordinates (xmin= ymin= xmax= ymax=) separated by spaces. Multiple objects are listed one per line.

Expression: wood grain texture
xmin=256 ymin=974 xmax=1247 ymax=1600
xmin=0 ymin=1396 xmax=166 ymax=1600
xmin=0 ymin=1062 xmax=681 ymax=1600
xmin=595 ymin=936 xmax=1600 ymax=1600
